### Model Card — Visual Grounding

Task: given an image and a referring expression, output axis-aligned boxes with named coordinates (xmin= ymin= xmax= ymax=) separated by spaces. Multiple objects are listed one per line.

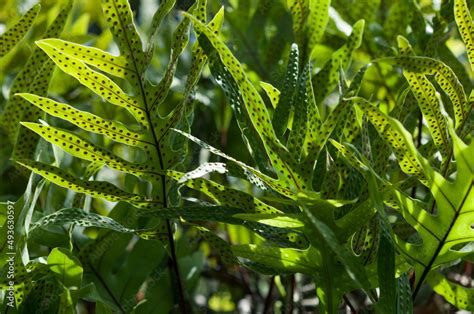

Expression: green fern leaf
xmin=428 ymin=271 xmax=474 ymax=311
xmin=272 ymin=43 xmax=299 ymax=140
xmin=353 ymin=97 xmax=431 ymax=185
xmin=16 ymin=159 xmax=161 ymax=209
xmin=17 ymin=93 xmax=151 ymax=146
xmin=391 ymin=124 xmax=474 ymax=294
xmin=166 ymin=168 xmax=282 ymax=214
xmin=0 ymin=4 xmax=40 ymax=57
xmin=287 ymin=65 xmax=310 ymax=160
xmin=34 ymin=40 xmax=148 ymax=126
xmin=313 ymin=19 xmax=365 ymax=103
xmin=138 ymin=206 xmax=309 ymax=249
xmin=232 ymin=244 xmax=316 ymax=274
xmin=171 ymin=128 xmax=297 ymax=197
xmin=307 ymin=0 xmax=330 ymax=56
xmin=260 ymin=82 xmax=281 ymax=109
xmin=454 ymin=0 xmax=474 ymax=70
xmin=145 ymin=0 xmax=176 ymax=62
xmin=35 ymin=38 xmax=132 ymax=78
xmin=31 ymin=208 xmax=165 ymax=240
xmin=397 ymin=36 xmax=450 ymax=153
xmin=287 ymin=0 xmax=309 ymax=47
xmin=102 ymin=0 xmax=146 ymax=72
xmin=0 ymin=1 xmax=72 ymax=162
xmin=195 ymin=226 xmax=239 ymax=265
xmin=188 ymin=12 xmax=313 ymax=193
xmin=389 ymin=56 xmax=469 ymax=130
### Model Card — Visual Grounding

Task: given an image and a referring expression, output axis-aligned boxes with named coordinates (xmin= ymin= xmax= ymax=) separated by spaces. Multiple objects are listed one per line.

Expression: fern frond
xmin=0 ymin=4 xmax=39 ymax=57
xmin=454 ymin=0 xmax=474 ymax=70
xmin=0 ymin=1 xmax=72 ymax=162
xmin=313 ymin=19 xmax=365 ymax=103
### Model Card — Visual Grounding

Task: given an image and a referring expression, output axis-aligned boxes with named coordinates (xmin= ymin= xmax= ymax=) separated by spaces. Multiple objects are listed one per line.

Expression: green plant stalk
xmin=141 ymin=60 xmax=188 ymax=313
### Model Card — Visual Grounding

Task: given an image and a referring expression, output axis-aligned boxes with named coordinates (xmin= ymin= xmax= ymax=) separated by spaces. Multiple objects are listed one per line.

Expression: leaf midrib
xmin=413 ymin=181 xmax=473 ymax=296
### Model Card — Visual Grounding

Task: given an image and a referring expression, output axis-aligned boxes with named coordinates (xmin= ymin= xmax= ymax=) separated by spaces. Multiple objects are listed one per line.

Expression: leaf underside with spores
xmin=14 ymin=0 xmax=214 ymax=227
xmin=0 ymin=4 xmax=40 ymax=57
xmin=2 ymin=0 xmax=473 ymax=312
xmin=0 ymin=1 xmax=72 ymax=164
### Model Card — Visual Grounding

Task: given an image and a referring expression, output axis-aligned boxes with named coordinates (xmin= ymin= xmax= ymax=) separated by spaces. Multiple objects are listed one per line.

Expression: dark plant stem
xmin=70 ymin=237 xmax=125 ymax=313
xmin=285 ymin=275 xmax=295 ymax=314
xmin=89 ymin=263 xmax=126 ymax=314
xmin=343 ymin=294 xmax=357 ymax=314
xmin=145 ymin=91 xmax=188 ymax=312
xmin=111 ymin=0 xmax=188 ymax=309
xmin=263 ymin=276 xmax=276 ymax=314
xmin=165 ymin=219 xmax=188 ymax=313
xmin=413 ymin=181 xmax=472 ymax=299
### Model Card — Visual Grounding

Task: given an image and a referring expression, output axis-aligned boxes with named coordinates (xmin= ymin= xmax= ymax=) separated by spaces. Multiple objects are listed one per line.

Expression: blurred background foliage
xmin=0 ymin=0 xmax=472 ymax=312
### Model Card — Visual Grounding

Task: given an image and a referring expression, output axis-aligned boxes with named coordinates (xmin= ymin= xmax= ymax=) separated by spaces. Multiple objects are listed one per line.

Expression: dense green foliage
xmin=0 ymin=0 xmax=472 ymax=312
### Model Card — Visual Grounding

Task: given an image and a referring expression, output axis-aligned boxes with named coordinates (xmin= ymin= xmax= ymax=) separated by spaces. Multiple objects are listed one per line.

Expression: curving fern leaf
xmin=454 ymin=0 xmax=474 ymax=70
xmin=11 ymin=1 xmax=221 ymax=309
xmin=0 ymin=4 xmax=39 ymax=57
xmin=0 ymin=1 xmax=72 ymax=163
xmin=428 ymin=271 xmax=474 ymax=311
xmin=397 ymin=36 xmax=450 ymax=154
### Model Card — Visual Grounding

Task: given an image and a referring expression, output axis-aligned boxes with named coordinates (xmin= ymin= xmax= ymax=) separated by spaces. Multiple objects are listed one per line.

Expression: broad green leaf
xmin=392 ymin=124 xmax=474 ymax=294
xmin=232 ymin=244 xmax=317 ymax=274
xmin=139 ymin=206 xmax=309 ymax=249
xmin=0 ymin=4 xmax=40 ymax=57
xmin=454 ymin=0 xmax=474 ymax=70
xmin=47 ymin=248 xmax=83 ymax=288
xmin=428 ymin=271 xmax=474 ymax=311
